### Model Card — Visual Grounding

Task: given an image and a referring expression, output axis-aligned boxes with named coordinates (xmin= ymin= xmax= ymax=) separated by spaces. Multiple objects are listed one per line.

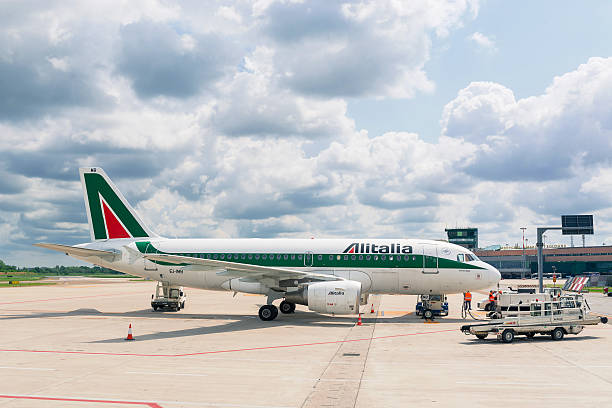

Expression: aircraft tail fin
xmin=79 ymin=167 xmax=157 ymax=241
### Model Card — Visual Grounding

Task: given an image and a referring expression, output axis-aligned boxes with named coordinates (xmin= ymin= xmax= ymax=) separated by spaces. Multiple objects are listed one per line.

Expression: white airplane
xmin=36 ymin=167 xmax=500 ymax=321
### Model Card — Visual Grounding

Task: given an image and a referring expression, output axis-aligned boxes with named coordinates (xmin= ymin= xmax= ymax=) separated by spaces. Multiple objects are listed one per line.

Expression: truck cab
xmin=416 ymin=294 xmax=449 ymax=318
xmin=151 ymin=282 xmax=186 ymax=312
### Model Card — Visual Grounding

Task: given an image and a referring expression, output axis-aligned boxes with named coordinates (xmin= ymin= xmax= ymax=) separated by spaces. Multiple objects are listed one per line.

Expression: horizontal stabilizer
xmin=33 ymin=243 xmax=119 ymax=261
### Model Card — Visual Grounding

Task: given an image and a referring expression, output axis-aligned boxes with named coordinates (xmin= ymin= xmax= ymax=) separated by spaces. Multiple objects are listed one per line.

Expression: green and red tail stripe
xmin=80 ymin=167 xmax=156 ymax=241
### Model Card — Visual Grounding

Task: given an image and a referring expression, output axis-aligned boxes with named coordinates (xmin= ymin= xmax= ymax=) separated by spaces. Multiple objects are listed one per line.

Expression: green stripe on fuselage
xmin=136 ymin=241 xmax=485 ymax=270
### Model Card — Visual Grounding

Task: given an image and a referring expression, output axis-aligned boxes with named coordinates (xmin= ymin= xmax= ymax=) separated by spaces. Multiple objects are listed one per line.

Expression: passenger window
xmin=389 ymin=256 xmax=393 ymax=261
xmin=359 ymin=255 xmax=363 ymax=260
xmin=329 ymin=255 xmax=333 ymax=261
xmin=220 ymin=254 xmax=225 ymax=259
xmin=318 ymin=255 xmax=322 ymax=261
xmin=277 ymin=255 xmax=281 ymax=260
xmin=351 ymin=255 xmax=356 ymax=260
xmin=366 ymin=255 xmax=371 ymax=260
xmin=344 ymin=255 xmax=348 ymax=260
xmin=381 ymin=255 xmax=386 ymax=261
xmin=241 ymin=254 xmax=246 ymax=260
xmin=255 ymin=254 xmax=260 ymax=260
xmin=248 ymin=254 xmax=253 ymax=259
xmin=213 ymin=254 xmax=218 ymax=259
xmin=283 ymin=254 xmax=288 ymax=260
xmin=298 ymin=255 xmax=303 ymax=260
xmin=404 ymin=255 xmax=409 ymax=261
xmin=374 ymin=256 xmax=379 ymax=261
xmin=457 ymin=254 xmax=465 ymax=262
xmin=291 ymin=254 xmax=295 ymax=260
xmin=262 ymin=254 xmax=267 ymax=260
xmin=227 ymin=255 xmax=232 ymax=260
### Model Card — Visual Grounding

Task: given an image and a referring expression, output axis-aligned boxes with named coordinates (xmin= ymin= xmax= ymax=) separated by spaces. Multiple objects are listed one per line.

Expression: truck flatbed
xmin=461 ymin=297 xmax=608 ymax=343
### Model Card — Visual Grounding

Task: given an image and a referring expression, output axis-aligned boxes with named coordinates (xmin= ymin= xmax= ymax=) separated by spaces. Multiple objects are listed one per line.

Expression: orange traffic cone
xmin=370 ymin=304 xmax=375 ymax=314
xmin=357 ymin=314 xmax=362 ymax=326
xmin=125 ymin=323 xmax=134 ymax=341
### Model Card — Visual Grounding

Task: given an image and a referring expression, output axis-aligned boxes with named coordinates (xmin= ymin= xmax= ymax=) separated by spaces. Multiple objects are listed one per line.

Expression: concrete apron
xmin=301 ymin=295 xmax=381 ymax=408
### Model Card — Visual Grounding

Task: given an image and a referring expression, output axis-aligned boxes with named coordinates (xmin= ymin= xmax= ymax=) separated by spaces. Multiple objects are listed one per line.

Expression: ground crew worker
xmin=463 ymin=291 xmax=472 ymax=310
xmin=488 ymin=290 xmax=495 ymax=308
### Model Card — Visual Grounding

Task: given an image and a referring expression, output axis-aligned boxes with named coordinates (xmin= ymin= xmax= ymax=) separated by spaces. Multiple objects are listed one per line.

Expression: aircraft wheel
xmin=259 ymin=305 xmax=279 ymax=321
xmin=181 ymin=301 xmax=185 ymax=309
xmin=152 ymin=305 xmax=158 ymax=311
xmin=551 ymin=327 xmax=565 ymax=341
xmin=279 ymin=300 xmax=295 ymax=314
xmin=475 ymin=333 xmax=488 ymax=340
xmin=526 ymin=332 xmax=536 ymax=338
xmin=423 ymin=309 xmax=434 ymax=320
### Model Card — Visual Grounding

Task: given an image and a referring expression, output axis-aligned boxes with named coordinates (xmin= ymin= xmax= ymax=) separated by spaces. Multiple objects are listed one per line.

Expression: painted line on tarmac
xmin=0 ymin=366 xmax=56 ymax=371
xmin=126 ymin=371 xmax=209 ymax=377
xmin=0 ymin=328 xmax=456 ymax=358
xmin=456 ymin=381 xmax=567 ymax=387
xmin=0 ymin=292 xmax=146 ymax=306
xmin=0 ymin=394 xmax=163 ymax=407
xmin=0 ymin=394 xmax=292 ymax=408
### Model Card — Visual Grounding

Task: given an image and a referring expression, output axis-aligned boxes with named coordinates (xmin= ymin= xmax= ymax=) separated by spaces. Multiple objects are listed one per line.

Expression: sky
xmin=2 ymin=0 xmax=612 ymax=266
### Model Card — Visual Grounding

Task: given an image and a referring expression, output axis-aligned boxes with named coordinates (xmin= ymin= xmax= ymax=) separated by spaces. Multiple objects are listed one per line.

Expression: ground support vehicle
xmin=416 ymin=294 xmax=448 ymax=319
xmin=151 ymin=282 xmax=186 ymax=311
xmin=461 ymin=297 xmax=608 ymax=343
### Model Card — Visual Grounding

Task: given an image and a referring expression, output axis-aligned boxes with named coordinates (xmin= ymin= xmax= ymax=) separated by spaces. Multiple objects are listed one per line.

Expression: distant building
xmin=445 ymin=228 xmax=478 ymax=249
xmin=474 ymin=246 xmax=612 ymax=279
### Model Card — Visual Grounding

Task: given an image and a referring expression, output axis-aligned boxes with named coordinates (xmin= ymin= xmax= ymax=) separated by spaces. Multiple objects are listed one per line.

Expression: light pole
xmin=521 ymin=227 xmax=526 ymax=279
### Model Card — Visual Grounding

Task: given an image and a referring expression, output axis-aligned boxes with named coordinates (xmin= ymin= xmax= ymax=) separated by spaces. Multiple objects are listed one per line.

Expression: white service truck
xmin=462 ymin=296 xmax=608 ymax=343
xmin=151 ymin=282 xmax=186 ymax=312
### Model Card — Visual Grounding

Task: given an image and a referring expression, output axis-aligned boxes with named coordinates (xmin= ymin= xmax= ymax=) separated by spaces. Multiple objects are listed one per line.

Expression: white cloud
xmin=469 ymin=31 xmax=497 ymax=52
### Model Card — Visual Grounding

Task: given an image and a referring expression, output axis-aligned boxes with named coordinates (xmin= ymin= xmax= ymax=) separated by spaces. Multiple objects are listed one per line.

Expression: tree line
xmin=0 ymin=259 xmax=122 ymax=275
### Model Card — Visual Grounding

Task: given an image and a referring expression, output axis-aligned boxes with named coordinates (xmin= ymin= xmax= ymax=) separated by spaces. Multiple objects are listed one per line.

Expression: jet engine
xmin=284 ymin=280 xmax=361 ymax=315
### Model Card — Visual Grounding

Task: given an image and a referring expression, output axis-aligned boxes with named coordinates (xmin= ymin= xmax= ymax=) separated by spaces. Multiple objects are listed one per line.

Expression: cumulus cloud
xmin=442 ymin=57 xmax=612 ymax=181
xmin=4 ymin=1 xmax=612 ymax=265
xmin=468 ymin=32 xmax=497 ymax=52
xmin=263 ymin=0 xmax=477 ymax=98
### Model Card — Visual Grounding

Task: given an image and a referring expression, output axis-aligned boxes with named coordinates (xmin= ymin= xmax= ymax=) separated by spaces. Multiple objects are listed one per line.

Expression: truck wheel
xmin=152 ymin=305 xmax=158 ymax=311
xmin=475 ymin=333 xmax=488 ymax=340
xmin=484 ymin=303 xmax=491 ymax=311
xmin=181 ymin=301 xmax=185 ymax=309
xmin=423 ymin=309 xmax=434 ymax=320
xmin=551 ymin=328 xmax=565 ymax=341
xmin=501 ymin=329 xmax=514 ymax=343
xmin=526 ymin=332 xmax=536 ymax=338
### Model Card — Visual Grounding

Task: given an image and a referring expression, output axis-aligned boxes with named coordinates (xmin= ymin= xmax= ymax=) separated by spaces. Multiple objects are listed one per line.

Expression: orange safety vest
xmin=464 ymin=292 xmax=472 ymax=301
xmin=489 ymin=293 xmax=495 ymax=301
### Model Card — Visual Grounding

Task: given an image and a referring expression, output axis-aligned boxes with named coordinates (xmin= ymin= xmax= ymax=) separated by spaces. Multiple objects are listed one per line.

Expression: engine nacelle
xmin=285 ymin=280 xmax=361 ymax=315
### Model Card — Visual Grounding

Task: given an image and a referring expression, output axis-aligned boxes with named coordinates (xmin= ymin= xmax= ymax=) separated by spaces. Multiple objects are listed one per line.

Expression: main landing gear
xmin=258 ymin=300 xmax=296 ymax=321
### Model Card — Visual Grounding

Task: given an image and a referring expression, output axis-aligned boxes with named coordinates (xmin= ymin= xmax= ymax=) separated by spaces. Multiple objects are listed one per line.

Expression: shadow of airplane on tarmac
xmin=0 ymin=305 xmax=470 ymax=342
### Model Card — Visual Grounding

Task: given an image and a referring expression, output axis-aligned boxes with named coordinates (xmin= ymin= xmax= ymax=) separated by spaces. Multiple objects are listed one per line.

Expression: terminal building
xmin=473 ymin=246 xmax=612 ymax=279
xmin=444 ymin=227 xmax=612 ymax=279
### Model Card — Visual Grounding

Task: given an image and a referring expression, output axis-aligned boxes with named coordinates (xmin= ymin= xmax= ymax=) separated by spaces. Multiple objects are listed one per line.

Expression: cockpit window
xmin=457 ymin=254 xmax=465 ymax=262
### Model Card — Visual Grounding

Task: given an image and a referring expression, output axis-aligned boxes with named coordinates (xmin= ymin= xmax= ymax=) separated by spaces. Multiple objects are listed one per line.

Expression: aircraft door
xmin=143 ymin=243 xmax=158 ymax=271
xmin=422 ymin=244 xmax=439 ymax=274
xmin=304 ymin=251 xmax=313 ymax=267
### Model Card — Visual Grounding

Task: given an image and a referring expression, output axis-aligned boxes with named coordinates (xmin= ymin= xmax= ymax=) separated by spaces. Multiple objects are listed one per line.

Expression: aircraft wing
xmin=34 ymin=243 xmax=120 ymax=261
xmin=142 ymin=253 xmax=341 ymax=284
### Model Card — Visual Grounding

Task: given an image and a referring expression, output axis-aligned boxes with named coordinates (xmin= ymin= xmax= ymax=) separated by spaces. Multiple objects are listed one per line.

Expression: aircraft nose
xmin=488 ymin=264 xmax=501 ymax=284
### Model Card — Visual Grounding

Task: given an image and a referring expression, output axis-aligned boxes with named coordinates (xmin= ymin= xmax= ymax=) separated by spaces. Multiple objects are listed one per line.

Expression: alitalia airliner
xmin=36 ymin=168 xmax=500 ymax=321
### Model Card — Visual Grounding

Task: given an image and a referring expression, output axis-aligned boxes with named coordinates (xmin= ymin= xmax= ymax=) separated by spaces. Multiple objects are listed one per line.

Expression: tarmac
xmin=0 ymin=279 xmax=610 ymax=407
